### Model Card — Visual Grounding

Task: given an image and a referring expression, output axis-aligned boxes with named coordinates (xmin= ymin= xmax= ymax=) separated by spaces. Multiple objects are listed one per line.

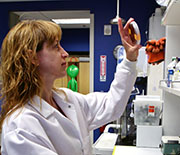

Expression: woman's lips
xmin=62 ymin=62 xmax=67 ymax=67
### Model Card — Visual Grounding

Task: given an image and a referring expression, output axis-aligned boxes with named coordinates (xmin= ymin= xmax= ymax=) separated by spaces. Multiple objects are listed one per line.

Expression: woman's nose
xmin=62 ymin=48 xmax=69 ymax=58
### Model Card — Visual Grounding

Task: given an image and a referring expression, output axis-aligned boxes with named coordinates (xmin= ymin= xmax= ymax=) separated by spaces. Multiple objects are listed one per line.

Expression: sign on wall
xmin=100 ymin=55 xmax=107 ymax=82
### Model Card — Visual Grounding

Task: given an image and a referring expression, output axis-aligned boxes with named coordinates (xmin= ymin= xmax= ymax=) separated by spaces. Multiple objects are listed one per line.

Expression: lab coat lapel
xmin=54 ymin=88 xmax=89 ymax=137
xmin=66 ymin=92 xmax=92 ymax=154
xmin=52 ymin=91 xmax=83 ymax=140
xmin=28 ymin=95 xmax=54 ymax=118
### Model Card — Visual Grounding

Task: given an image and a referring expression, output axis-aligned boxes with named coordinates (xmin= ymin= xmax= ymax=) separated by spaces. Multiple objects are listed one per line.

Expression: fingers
xmin=118 ymin=18 xmax=124 ymax=37
xmin=124 ymin=18 xmax=134 ymax=31
xmin=118 ymin=17 xmax=135 ymax=40
xmin=134 ymin=44 xmax=142 ymax=51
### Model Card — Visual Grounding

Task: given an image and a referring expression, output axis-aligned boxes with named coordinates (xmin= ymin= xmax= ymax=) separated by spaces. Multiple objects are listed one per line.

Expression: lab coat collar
xmin=28 ymin=90 xmax=67 ymax=118
xmin=28 ymin=95 xmax=54 ymax=118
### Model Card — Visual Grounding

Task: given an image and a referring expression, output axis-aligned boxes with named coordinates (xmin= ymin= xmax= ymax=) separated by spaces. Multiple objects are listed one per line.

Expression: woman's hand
xmin=118 ymin=18 xmax=142 ymax=62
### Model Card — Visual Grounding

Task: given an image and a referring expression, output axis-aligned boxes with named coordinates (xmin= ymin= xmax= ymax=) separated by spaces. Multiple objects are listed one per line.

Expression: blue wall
xmin=61 ymin=28 xmax=89 ymax=52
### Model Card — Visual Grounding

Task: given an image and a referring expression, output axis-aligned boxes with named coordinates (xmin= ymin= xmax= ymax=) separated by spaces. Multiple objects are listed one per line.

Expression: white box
xmin=92 ymin=133 xmax=118 ymax=155
xmin=134 ymin=96 xmax=163 ymax=126
xmin=136 ymin=125 xmax=162 ymax=148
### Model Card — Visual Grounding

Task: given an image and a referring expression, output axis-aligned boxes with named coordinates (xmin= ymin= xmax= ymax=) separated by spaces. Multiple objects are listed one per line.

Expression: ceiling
xmin=12 ymin=10 xmax=91 ymax=28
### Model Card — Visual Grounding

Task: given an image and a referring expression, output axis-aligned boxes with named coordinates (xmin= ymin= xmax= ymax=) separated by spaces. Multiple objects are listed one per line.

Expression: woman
xmin=0 ymin=18 xmax=141 ymax=155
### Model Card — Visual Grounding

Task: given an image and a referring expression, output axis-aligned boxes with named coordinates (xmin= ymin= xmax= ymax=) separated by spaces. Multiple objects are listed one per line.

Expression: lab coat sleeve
xmin=75 ymin=58 xmax=137 ymax=131
xmin=1 ymin=128 xmax=58 ymax=155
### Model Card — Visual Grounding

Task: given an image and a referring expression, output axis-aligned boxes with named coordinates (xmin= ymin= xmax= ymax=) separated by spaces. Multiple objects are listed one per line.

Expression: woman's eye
xmin=55 ymin=44 xmax=59 ymax=48
xmin=54 ymin=44 xmax=60 ymax=50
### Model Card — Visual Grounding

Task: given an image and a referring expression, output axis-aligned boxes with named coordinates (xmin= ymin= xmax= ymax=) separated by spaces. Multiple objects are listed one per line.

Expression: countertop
xmin=113 ymin=145 xmax=163 ymax=155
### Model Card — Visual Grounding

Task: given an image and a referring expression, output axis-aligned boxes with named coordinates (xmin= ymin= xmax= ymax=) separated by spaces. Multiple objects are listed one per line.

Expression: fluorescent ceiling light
xmin=52 ymin=18 xmax=90 ymax=24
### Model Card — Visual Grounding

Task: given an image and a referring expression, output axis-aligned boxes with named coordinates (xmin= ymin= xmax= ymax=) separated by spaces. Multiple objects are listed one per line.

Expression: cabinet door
xmin=79 ymin=62 xmax=90 ymax=94
xmin=54 ymin=76 xmax=68 ymax=88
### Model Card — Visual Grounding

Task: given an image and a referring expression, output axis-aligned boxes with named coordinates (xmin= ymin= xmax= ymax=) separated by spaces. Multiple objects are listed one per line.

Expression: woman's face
xmin=36 ymin=39 xmax=69 ymax=81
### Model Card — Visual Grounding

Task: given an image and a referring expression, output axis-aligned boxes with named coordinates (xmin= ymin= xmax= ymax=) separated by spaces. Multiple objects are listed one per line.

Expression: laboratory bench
xmin=113 ymin=145 xmax=162 ymax=155
xmin=92 ymin=130 xmax=163 ymax=155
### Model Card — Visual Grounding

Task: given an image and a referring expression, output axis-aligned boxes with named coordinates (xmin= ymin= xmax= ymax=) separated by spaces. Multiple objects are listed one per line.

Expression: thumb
xmin=133 ymin=44 xmax=142 ymax=51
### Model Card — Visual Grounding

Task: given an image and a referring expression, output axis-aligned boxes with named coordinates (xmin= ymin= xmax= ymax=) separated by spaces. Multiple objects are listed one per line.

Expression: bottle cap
xmin=172 ymin=57 xmax=176 ymax=61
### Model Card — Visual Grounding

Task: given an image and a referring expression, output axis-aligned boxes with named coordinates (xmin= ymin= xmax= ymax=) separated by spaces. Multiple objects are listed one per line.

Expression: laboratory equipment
xmin=133 ymin=95 xmax=162 ymax=126
xmin=161 ymin=136 xmax=180 ymax=155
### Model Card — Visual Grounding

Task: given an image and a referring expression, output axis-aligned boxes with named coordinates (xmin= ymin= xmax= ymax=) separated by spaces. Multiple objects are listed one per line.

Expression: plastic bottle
xmin=173 ymin=59 xmax=180 ymax=81
xmin=167 ymin=57 xmax=178 ymax=87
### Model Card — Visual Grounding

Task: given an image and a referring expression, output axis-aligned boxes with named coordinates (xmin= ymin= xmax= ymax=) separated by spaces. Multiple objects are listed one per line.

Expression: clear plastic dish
xmin=129 ymin=21 xmax=141 ymax=45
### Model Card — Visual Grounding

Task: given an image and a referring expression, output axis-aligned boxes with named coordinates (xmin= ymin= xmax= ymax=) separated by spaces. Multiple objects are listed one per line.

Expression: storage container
xmin=133 ymin=95 xmax=163 ymax=126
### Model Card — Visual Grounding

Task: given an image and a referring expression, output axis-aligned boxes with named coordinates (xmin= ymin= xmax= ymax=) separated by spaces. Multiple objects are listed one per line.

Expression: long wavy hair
xmin=0 ymin=20 xmax=62 ymax=130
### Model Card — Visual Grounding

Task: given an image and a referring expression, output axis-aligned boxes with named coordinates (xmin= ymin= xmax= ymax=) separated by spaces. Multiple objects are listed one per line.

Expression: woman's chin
xmin=58 ymin=72 xmax=67 ymax=78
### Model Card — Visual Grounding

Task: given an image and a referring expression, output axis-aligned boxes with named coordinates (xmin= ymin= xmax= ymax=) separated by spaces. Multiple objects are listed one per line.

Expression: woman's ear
xmin=27 ymin=50 xmax=39 ymax=65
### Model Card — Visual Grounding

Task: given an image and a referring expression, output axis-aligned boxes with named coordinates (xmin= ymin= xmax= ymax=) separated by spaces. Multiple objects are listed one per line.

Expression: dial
xmin=113 ymin=45 xmax=125 ymax=64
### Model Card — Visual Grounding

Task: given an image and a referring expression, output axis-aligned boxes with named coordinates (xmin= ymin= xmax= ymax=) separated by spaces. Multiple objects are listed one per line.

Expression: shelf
xmin=162 ymin=0 xmax=180 ymax=25
xmin=159 ymin=80 xmax=180 ymax=96
xmin=161 ymin=0 xmax=180 ymax=136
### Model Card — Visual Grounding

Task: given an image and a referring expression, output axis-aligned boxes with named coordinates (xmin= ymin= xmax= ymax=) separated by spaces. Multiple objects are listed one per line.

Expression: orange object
xmin=146 ymin=50 xmax=164 ymax=64
xmin=159 ymin=44 xmax=164 ymax=50
xmin=145 ymin=37 xmax=166 ymax=64
xmin=147 ymin=40 xmax=156 ymax=45
xmin=146 ymin=45 xmax=153 ymax=52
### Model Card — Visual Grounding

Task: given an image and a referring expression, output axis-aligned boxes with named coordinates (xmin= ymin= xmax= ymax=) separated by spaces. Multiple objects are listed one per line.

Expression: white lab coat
xmin=1 ymin=59 xmax=137 ymax=155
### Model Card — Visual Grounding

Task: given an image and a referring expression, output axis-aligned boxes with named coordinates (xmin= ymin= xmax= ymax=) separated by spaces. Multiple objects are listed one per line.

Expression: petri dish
xmin=128 ymin=21 xmax=141 ymax=45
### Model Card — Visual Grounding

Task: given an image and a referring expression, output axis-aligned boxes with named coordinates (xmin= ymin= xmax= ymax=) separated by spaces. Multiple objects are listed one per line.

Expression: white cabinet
xmin=162 ymin=0 xmax=180 ymax=25
xmin=160 ymin=0 xmax=180 ymax=136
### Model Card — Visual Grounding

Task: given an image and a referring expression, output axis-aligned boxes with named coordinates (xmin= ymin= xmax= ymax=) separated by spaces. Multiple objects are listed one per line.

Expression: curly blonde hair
xmin=0 ymin=20 xmax=62 ymax=130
